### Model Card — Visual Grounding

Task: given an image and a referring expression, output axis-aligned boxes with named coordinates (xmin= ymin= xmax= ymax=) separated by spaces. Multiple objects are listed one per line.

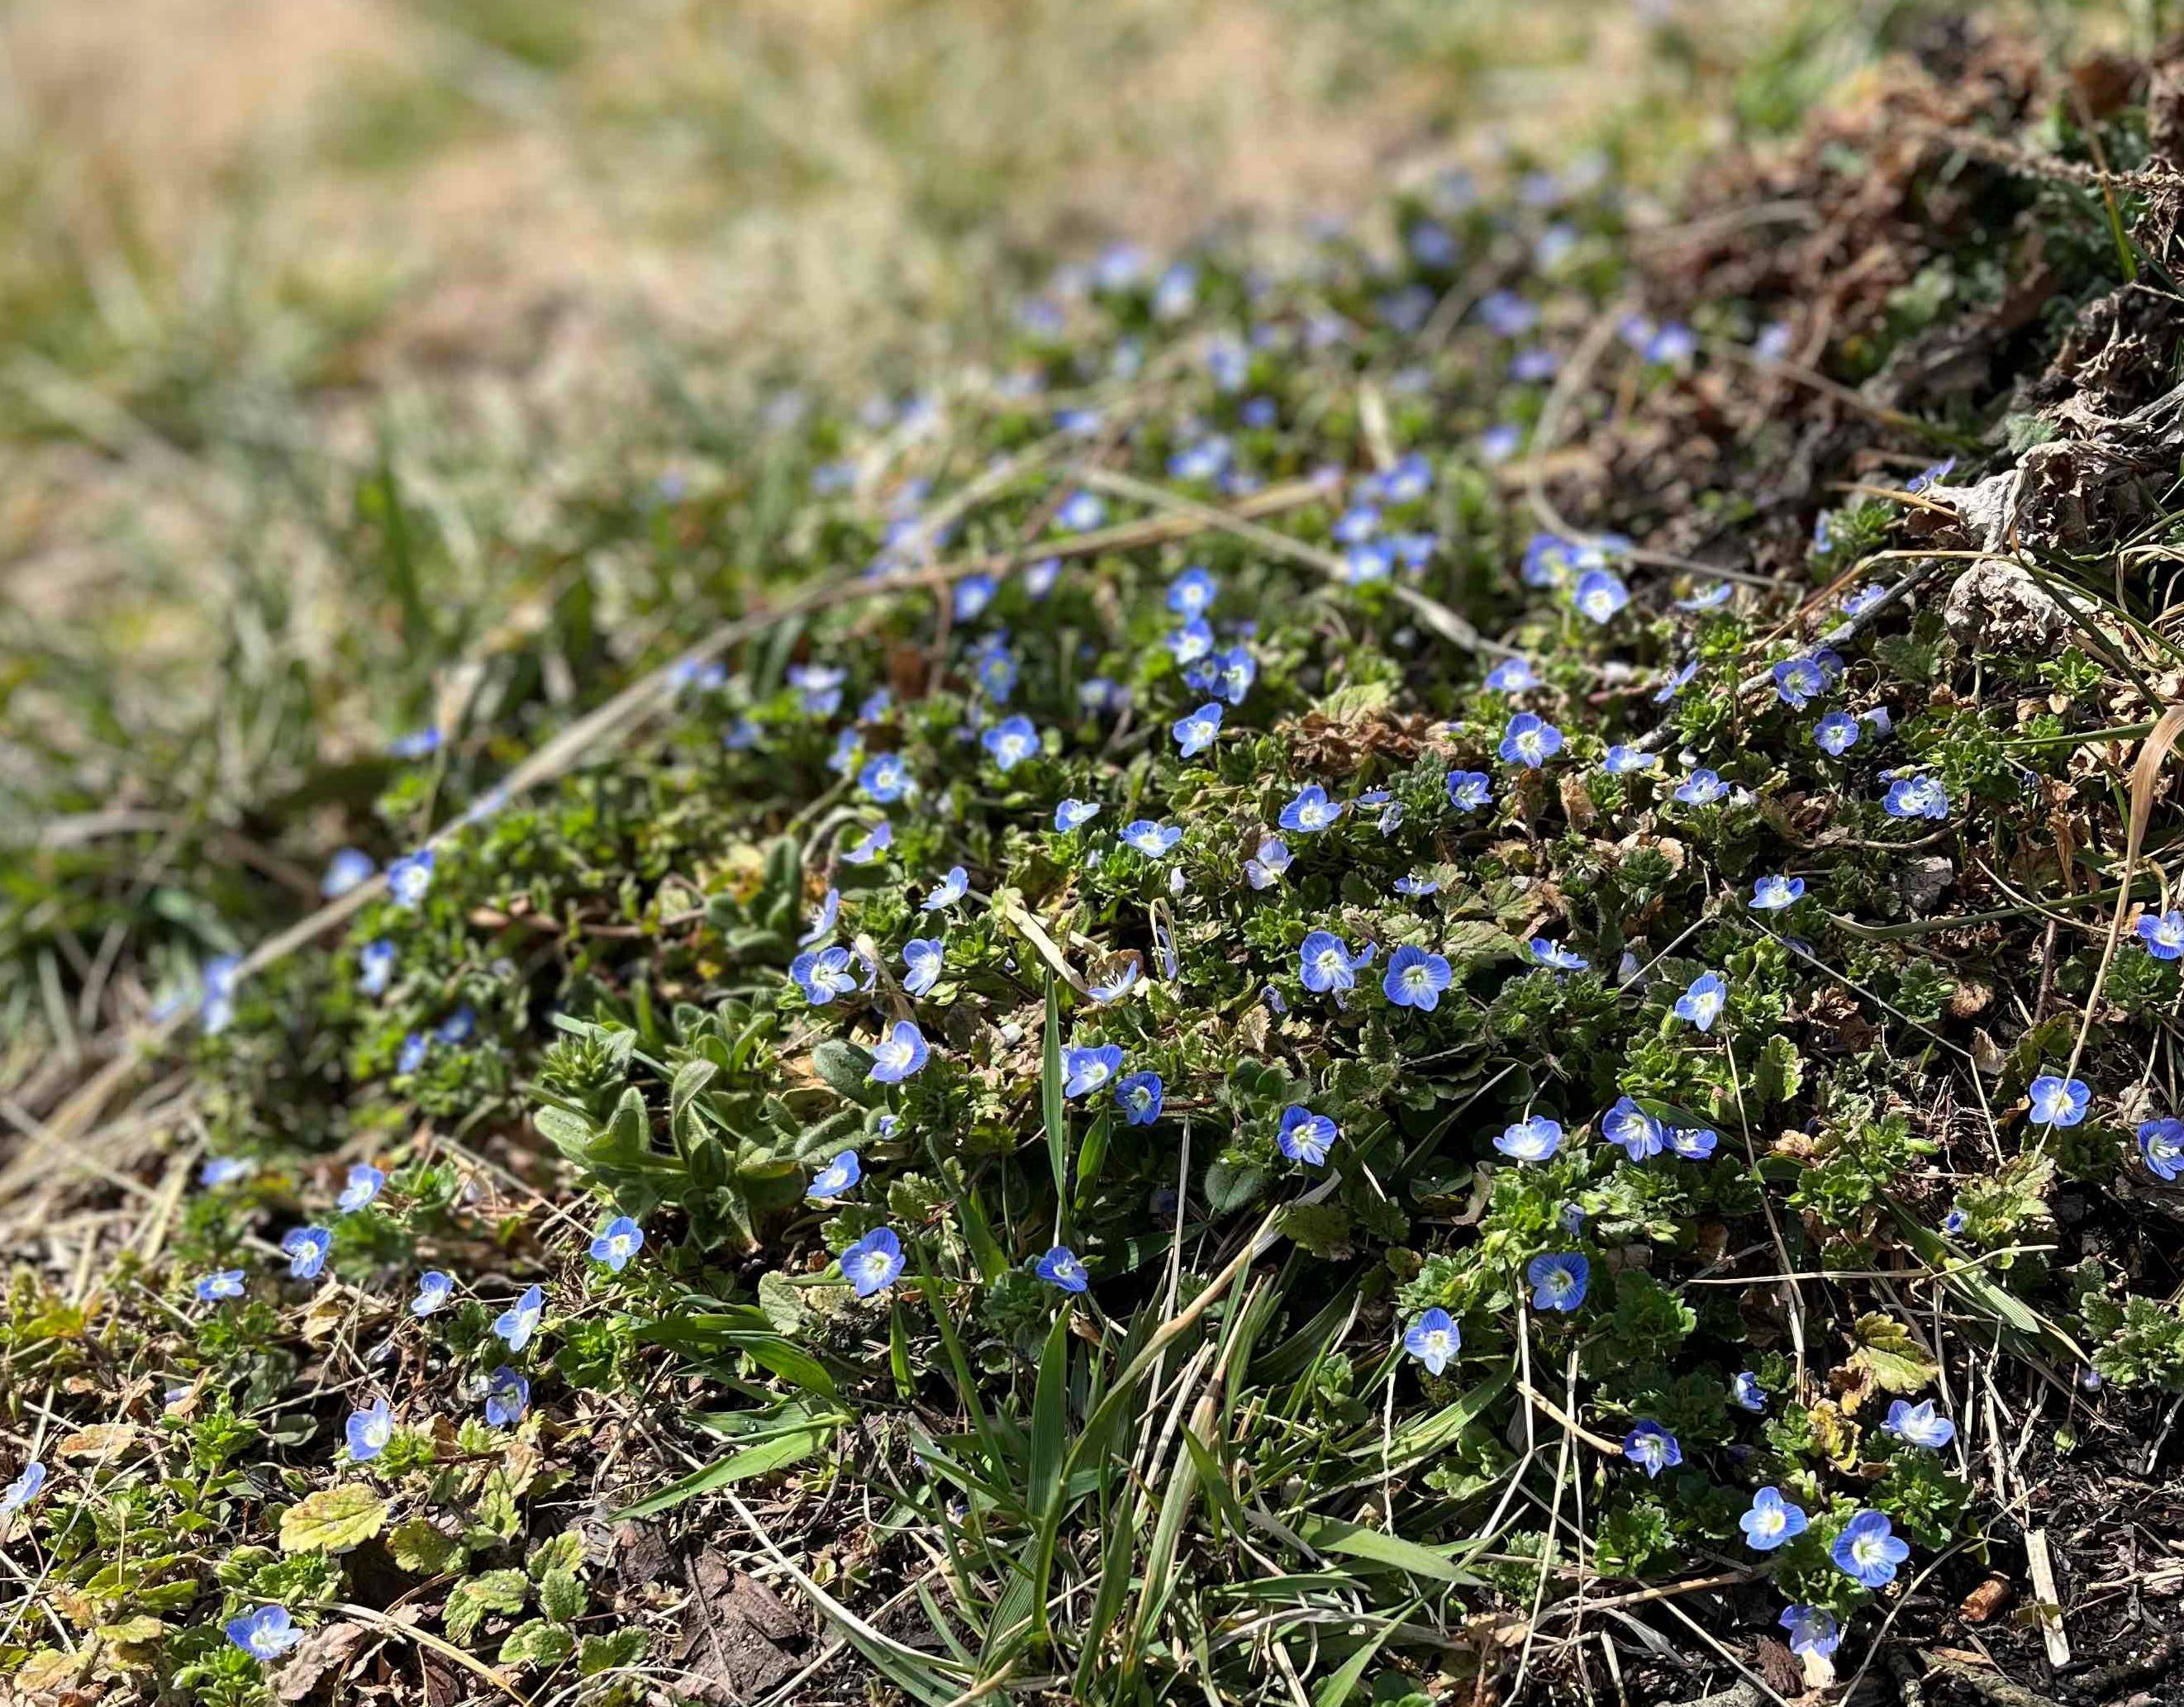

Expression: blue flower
xmin=2029 ymin=1074 xmax=2090 ymax=1128
xmin=1278 ymin=785 xmax=1344 ymax=833
xmin=437 ymin=1005 xmax=475 ymax=1045
xmin=890 ymin=937 xmax=940 ymax=998
xmin=1245 ymin=836 xmax=1292 ymax=889
xmin=590 ymin=1215 xmax=645 ymax=1273
xmin=1604 ymin=1096 xmax=1666 ymax=1160
xmin=953 ymin=574 xmax=997 ymax=621
xmin=792 ymin=947 xmax=860 ymax=1006
xmin=1478 ymin=423 xmax=1522 ymax=463
xmin=281 ymin=1226 xmax=331 ymax=1281
xmin=921 ymin=868 xmax=968 ymax=911
xmin=390 ymin=727 xmax=442 ymax=760
xmin=1772 ymin=656 xmax=1830 ymax=709
xmin=1528 ymin=1253 xmax=1588 ymax=1311
xmin=1780 ymin=1606 xmax=1839 ymax=1661
xmin=1334 ymin=503 xmax=1382 ymax=544
xmin=2 ymin=1459 xmax=46 ymax=1516
xmin=1116 ymin=1072 xmax=1163 ymax=1125
xmin=195 ymin=1269 xmax=245 ymax=1302
xmin=1673 ymin=971 xmax=1726 ymax=1032
xmin=1942 ymin=1207 xmax=1968 ymax=1234
xmin=1815 ymin=711 xmax=1861 ymax=755
xmin=1063 ymin=1044 xmax=1124 ymax=1098
xmin=859 ymin=753 xmax=912 ymax=803
xmin=1055 ymin=799 xmax=1101 ymax=832
xmin=1035 ymin=1245 xmax=1089 ymax=1293
xmin=1404 ymin=1308 xmax=1461 ymax=1376
xmin=388 ymin=850 xmax=435 ymax=908
xmin=412 ymin=1272 xmax=453 ymax=1315
xmin=1122 ymin=820 xmax=1182 ymax=857
xmin=1088 ymin=958 xmax=1141 ymax=1002
xmin=1496 ymin=1116 xmax=1563 ymax=1162
xmin=337 ymin=1164 xmax=386 ymax=1214
xmin=1168 ymin=618 xmax=1216 ymax=665
xmin=843 ymin=1227 xmax=906 ymax=1297
xmin=1394 ymin=873 xmax=1439 ymax=897
xmin=1749 ymin=874 xmax=1805 ymax=911
xmin=868 ymin=1020 xmax=931 ymax=1084
xmin=2136 ymin=910 xmax=2184 ymax=959
xmin=1673 ymin=768 xmax=1727 ymax=806
xmin=1478 ymin=290 xmax=1538 ymax=336
xmin=1677 ymin=581 xmax=1734 ymax=611
xmin=321 ymin=848 xmax=375 ymax=897
xmin=1831 ymin=1509 xmax=1910 ymax=1587
xmin=1843 ymin=582 xmax=1888 ymax=618
xmin=1498 ymin=713 xmax=1563 ymax=768
xmin=397 ymin=1031 xmax=428 ymax=1074
xmin=1603 ymin=744 xmax=1658 ymax=776
xmin=1383 ymin=945 xmax=1453 ymax=1010
xmin=1446 ymin=770 xmax=1493 ymax=813
xmin=1623 ymin=1420 xmax=1682 ymax=1477
xmin=1510 ymin=346 xmax=1558 ymax=383
xmin=1278 ymin=1106 xmax=1339 ymax=1166
xmin=1023 ymin=557 xmax=1061 ymax=598
xmin=983 ymin=716 xmax=1041 ymax=773
xmin=1485 ymin=657 xmax=1539 ymax=692
xmin=226 ymin=1605 xmax=302 ymax=1662
xmin=1669 ymin=1125 xmax=1719 ymax=1160
xmin=484 ymin=1366 xmax=529 ymax=1426
xmin=799 ymin=887 xmax=841 ymax=946
xmin=809 ymin=1152 xmax=862 ymax=1199
xmin=495 ymin=1284 xmax=545 ymax=1352
xmin=1055 ymin=491 xmax=1106 ymax=532
xmin=1573 ymin=568 xmax=1630 ymax=623
xmin=1650 ymin=660 xmax=1701 ymax=708
xmin=359 ymin=940 xmax=397 ymax=996
xmin=1172 ymin=702 xmax=1223 ymax=758
xmin=1168 ymin=567 xmax=1219 ymax=616
xmin=1211 ymin=646 xmax=1256 ymax=705
xmin=1883 ymin=775 xmax=1949 ymax=820
xmin=1731 ymin=1372 xmax=1767 ymax=1413
xmin=1905 ymin=457 xmax=1956 ymax=493
xmin=1300 ymin=931 xmax=1371 ymax=994
xmin=845 ymin=821 xmax=894 ymax=865
xmin=1886 ymin=1398 xmax=1955 ymax=1448
xmin=346 ymin=1397 xmax=395 ymax=1462
xmin=828 ymin=728 xmax=864 ymax=777
xmin=199 ymin=1157 xmax=250 ymax=1187
xmin=1529 ymin=938 xmax=1587 ymax=972
xmin=1739 ymin=1486 xmax=1808 ymax=1552
xmin=977 ymin=648 xmax=1019 ymax=702
xmin=2139 ymin=1118 xmax=2184 ymax=1182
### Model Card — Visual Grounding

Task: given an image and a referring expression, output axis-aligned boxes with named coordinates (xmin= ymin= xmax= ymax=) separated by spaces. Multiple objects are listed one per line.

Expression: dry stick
xmin=16 ymin=479 xmax=1330 ymax=1182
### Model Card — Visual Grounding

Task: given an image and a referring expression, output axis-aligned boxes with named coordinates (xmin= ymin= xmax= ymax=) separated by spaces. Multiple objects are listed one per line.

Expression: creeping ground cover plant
xmin=14 ymin=21 xmax=2184 ymax=1707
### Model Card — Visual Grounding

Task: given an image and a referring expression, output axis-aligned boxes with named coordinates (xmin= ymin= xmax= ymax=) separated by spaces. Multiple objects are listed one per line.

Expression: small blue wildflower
xmin=1677 ymin=582 xmax=1734 ymax=611
xmin=1172 ymin=702 xmax=1223 ymax=758
xmin=1334 ymin=504 xmax=1382 ymax=545
xmin=1815 ymin=711 xmax=1861 ymax=755
xmin=1669 ymin=1126 xmax=1719 ymax=1160
xmin=799 ymin=888 xmax=841 ymax=946
xmin=1299 ymin=931 xmax=1370 ymax=994
xmin=2029 ymin=1074 xmax=2090 ymax=1128
xmin=1278 ymin=1106 xmax=1339 ymax=1166
xmin=1772 ymin=656 xmax=1830 ymax=709
xmin=1477 ymin=290 xmax=1537 ymax=336
xmin=902 ymin=939 xmax=944 ymax=998
xmin=1343 ymin=540 xmax=1395 ymax=585
xmin=983 ymin=716 xmax=1040 ymax=773
xmin=1528 ymin=1253 xmax=1589 ymax=1312
xmin=1245 ymin=836 xmax=1292 ymax=889
xmin=199 ymin=1157 xmax=251 ymax=1187
xmin=1121 ymin=820 xmax=1182 ymax=858
xmin=2137 ymin=910 xmax=2184 ymax=959
xmin=1674 ymin=768 xmax=1727 ymax=806
xmin=1731 ymin=1372 xmax=1766 ymax=1413
xmin=2139 ymin=1118 xmax=2184 ymax=1182
xmin=494 ymin=1285 xmax=545 ymax=1353
xmin=1529 ymin=938 xmax=1587 ymax=972
xmin=1055 ymin=798 xmax=1102 ymax=832
xmin=388 ymin=850 xmax=435 ymax=908
xmin=1886 ymin=1399 xmax=1955 ymax=1448
xmin=1673 ymin=971 xmax=1726 ymax=1032
xmin=436 ymin=1005 xmax=475 ymax=1045
xmin=1054 ymin=491 xmax=1106 ymax=532
xmin=1168 ymin=617 xmax=1216 ymax=665
xmin=1604 ymin=744 xmax=1658 ymax=776
xmin=845 ymin=821 xmax=894 ymax=864
xmin=1088 ymin=958 xmax=1141 ymax=1002
xmin=590 ymin=1216 xmax=645 ymax=1273
xmin=321 ymin=848 xmax=374 ymax=898
xmin=921 ymin=868 xmax=968 ymax=912
xmin=1063 ymin=1044 xmax=1124 ymax=1098
xmin=843 ymin=1227 xmax=906 ymax=1297
xmin=358 ymin=939 xmax=396 ymax=996
xmin=2 ymin=1459 xmax=46 ymax=1517
xmin=860 ymin=687 xmax=894 ymax=721
xmin=1485 ymin=657 xmax=1539 ymax=693
xmin=346 ymin=1397 xmax=395 ymax=1462
xmin=1573 ymin=568 xmax=1630 ymax=624
xmin=977 ymin=648 xmax=1019 ymax=702
xmin=1942 ymin=1207 xmax=1968 ymax=1234
xmin=1509 ymin=346 xmax=1558 ymax=383
xmin=1404 ymin=1308 xmax=1461 ymax=1376
xmin=827 ymin=728 xmax=864 ymax=777
xmin=389 ymin=728 xmax=442 ymax=760
xmin=1832 ymin=1510 xmax=1911 ymax=1587
xmin=337 ymin=1164 xmax=385 ymax=1214
xmin=281 ymin=1226 xmax=331 ymax=1281
xmin=1394 ymin=873 xmax=1439 ymax=897
xmin=787 ymin=663 xmax=845 ymax=717
xmin=953 ymin=574 xmax=997 ymax=621
xmin=869 ymin=1021 xmax=930 ymax=1084
xmin=397 ymin=1031 xmax=428 ymax=1074
xmin=1624 ymin=1420 xmax=1682 ymax=1478
xmin=1035 ymin=1246 xmax=1089 ymax=1294
xmin=1383 ymin=945 xmax=1453 ymax=1010
xmin=1498 ymin=712 xmax=1563 ymax=768
xmin=195 ymin=1269 xmax=245 ymax=1302
xmin=810 ymin=1152 xmax=862 ymax=1199
xmin=1749 ymin=874 xmax=1805 ymax=911
xmin=1883 ymin=775 xmax=1949 ymax=820
xmin=792 ymin=947 xmax=859 ymax=1006
xmin=1843 ymin=583 xmax=1889 ymax=618
xmin=484 ymin=1366 xmax=529 ymax=1426
xmin=226 ymin=1605 xmax=302 ymax=1662
xmin=859 ymin=753 xmax=911 ymax=803
xmin=1496 ymin=1116 xmax=1563 ymax=1162
xmin=1479 ymin=422 xmax=1522 ymax=463
xmin=1116 ymin=1072 xmax=1163 ymax=1125
xmin=1781 ymin=1606 xmax=1840 ymax=1661
xmin=412 ymin=1272 xmax=453 ymax=1315
xmin=1739 ymin=1487 xmax=1808 ymax=1552
xmin=1604 ymin=1096 xmax=1666 ymax=1160
xmin=1446 ymin=770 xmax=1493 ymax=813
xmin=1377 ymin=801 xmax=1406 ymax=836
xmin=1905 ymin=457 xmax=1956 ymax=494
xmin=1024 ymin=557 xmax=1061 ymax=597
xmin=1211 ymin=645 xmax=1255 ymax=705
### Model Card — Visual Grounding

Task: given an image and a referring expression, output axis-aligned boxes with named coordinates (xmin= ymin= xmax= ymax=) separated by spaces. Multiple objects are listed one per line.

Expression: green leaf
xmin=387 ymin=1518 xmax=464 ymax=1576
xmin=1847 ymin=1311 xmax=1940 ymax=1397
xmin=445 ymin=1569 xmax=531 ymax=1643
xmin=526 ymin=1532 xmax=584 ymax=1581
xmin=1042 ymin=977 xmax=1068 ymax=1230
xmin=1751 ymin=1034 xmax=1804 ymax=1105
xmin=497 ymin=1619 xmax=575 ymax=1668
xmin=1304 ymin=1519 xmax=1482 ymax=1585
xmin=1029 ymin=1310 xmax=1071 ymax=1519
xmin=612 ymin=1417 xmax=840 ymax=1519
xmin=578 ymin=1629 xmax=650 ymax=1676
xmin=536 ymin=1568 xmax=588 ymax=1624
xmin=278 ymin=1484 xmax=388 ymax=1555
xmin=812 ymin=1039 xmax=878 ymax=1105
xmin=1203 ymin=1158 xmax=1268 ymax=1216
xmin=1312 ymin=1596 xmax=1420 ymax=1707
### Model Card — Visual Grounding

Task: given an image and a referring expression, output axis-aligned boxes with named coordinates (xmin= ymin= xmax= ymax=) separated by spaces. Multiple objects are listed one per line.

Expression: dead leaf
xmin=1961 ymin=1575 xmax=2013 ymax=1624
xmin=55 ymin=1424 xmax=135 ymax=1460
xmin=274 ymin=1620 xmax=372 ymax=1702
